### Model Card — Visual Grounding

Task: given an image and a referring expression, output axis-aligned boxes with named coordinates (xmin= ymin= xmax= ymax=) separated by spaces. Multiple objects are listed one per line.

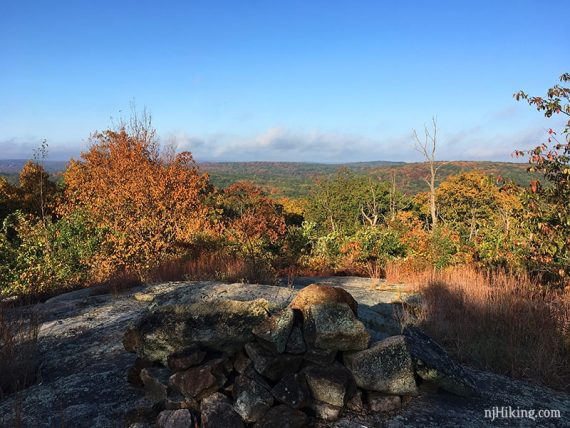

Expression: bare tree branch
xmin=413 ymin=117 xmax=440 ymax=229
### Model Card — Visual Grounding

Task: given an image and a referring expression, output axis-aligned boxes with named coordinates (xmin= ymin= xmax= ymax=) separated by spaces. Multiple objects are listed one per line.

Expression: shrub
xmin=63 ymin=118 xmax=210 ymax=281
xmin=0 ymin=211 xmax=103 ymax=297
xmin=339 ymin=227 xmax=407 ymax=278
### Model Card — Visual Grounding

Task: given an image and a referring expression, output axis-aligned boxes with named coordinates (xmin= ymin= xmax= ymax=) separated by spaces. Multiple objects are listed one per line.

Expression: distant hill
xmin=201 ymin=160 xmax=534 ymax=197
xmin=0 ymin=159 xmax=68 ymax=185
xmin=0 ymin=159 xmax=533 ymax=198
xmin=364 ymin=161 xmax=534 ymax=194
xmin=0 ymin=159 xmax=68 ymax=174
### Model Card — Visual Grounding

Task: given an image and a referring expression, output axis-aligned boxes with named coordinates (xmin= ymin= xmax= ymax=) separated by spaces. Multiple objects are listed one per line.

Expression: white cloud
xmin=0 ymin=137 xmax=84 ymax=160
xmin=2 ymin=121 xmax=557 ymax=164
xmin=168 ymin=127 xmax=414 ymax=162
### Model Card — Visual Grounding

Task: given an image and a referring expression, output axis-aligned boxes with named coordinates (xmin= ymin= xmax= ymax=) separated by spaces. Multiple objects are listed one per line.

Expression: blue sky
xmin=0 ymin=0 xmax=568 ymax=162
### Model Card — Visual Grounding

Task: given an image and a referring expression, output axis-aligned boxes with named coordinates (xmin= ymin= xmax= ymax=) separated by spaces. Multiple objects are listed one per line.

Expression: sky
xmin=0 ymin=0 xmax=568 ymax=163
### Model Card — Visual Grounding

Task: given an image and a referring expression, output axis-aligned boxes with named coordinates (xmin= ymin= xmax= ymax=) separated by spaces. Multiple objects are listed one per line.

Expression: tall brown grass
xmin=0 ymin=305 xmax=40 ymax=398
xmin=147 ymin=251 xmax=277 ymax=285
xmin=388 ymin=263 xmax=570 ymax=392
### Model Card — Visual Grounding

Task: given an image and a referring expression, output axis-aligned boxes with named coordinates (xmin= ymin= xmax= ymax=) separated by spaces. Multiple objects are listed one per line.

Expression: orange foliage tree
xmin=63 ymin=119 xmax=210 ymax=280
xmin=18 ymin=161 xmax=58 ymax=219
xmin=220 ymin=181 xmax=286 ymax=278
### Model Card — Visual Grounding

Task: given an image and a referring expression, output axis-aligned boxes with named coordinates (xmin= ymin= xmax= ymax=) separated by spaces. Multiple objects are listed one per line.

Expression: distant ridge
xmin=199 ymin=160 xmax=532 ymax=197
xmin=0 ymin=159 xmax=532 ymax=197
xmin=0 ymin=159 xmax=68 ymax=174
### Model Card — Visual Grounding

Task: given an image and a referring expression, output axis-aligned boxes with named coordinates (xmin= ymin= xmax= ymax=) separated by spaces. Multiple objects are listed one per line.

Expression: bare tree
xmin=32 ymin=140 xmax=48 ymax=222
xmin=360 ymin=177 xmax=382 ymax=227
xmin=413 ymin=118 xmax=445 ymax=229
xmin=388 ymin=170 xmax=397 ymax=222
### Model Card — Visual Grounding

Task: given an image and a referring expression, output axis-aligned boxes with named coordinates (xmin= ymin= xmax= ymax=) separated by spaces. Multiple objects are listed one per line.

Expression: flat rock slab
xmin=1 ymin=278 xmax=569 ymax=428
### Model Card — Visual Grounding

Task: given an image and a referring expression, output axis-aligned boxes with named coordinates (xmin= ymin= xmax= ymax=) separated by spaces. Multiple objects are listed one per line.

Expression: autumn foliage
xmin=0 ymin=74 xmax=568 ymax=295
xmin=1 ymin=77 xmax=569 ymax=391
xmin=63 ymin=124 xmax=210 ymax=279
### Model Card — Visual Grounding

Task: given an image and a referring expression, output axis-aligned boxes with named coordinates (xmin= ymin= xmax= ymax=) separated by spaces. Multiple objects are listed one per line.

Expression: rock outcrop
xmin=2 ymin=278 xmax=568 ymax=428
xmin=403 ymin=326 xmax=478 ymax=397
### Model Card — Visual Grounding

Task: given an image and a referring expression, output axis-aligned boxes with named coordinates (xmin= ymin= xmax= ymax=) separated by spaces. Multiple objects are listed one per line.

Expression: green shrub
xmin=0 ymin=211 xmax=104 ymax=297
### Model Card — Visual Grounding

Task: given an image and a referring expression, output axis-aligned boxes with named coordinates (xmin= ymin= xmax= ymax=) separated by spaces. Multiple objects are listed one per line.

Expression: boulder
xmin=232 ymin=351 xmax=252 ymax=374
xmin=163 ymin=392 xmax=199 ymax=411
xmin=311 ymin=401 xmax=342 ymax=422
xmin=285 ymin=325 xmax=306 ymax=354
xmin=200 ymin=392 xmax=244 ymax=428
xmin=253 ymin=405 xmax=308 ymax=428
xmin=140 ymin=367 xmax=171 ymax=403
xmin=167 ymin=348 xmax=207 ymax=371
xmin=345 ymin=390 xmax=366 ymax=414
xmin=245 ymin=342 xmax=303 ymax=381
xmin=404 ymin=326 xmax=478 ymax=397
xmin=156 ymin=409 xmax=196 ymax=428
xmin=304 ymin=303 xmax=369 ymax=351
xmin=233 ymin=375 xmax=274 ymax=423
xmin=367 ymin=392 xmax=401 ymax=413
xmin=343 ymin=336 xmax=418 ymax=395
xmin=252 ymin=308 xmax=295 ymax=353
xmin=289 ymin=284 xmax=358 ymax=315
xmin=303 ymin=365 xmax=355 ymax=407
xmin=271 ymin=373 xmax=310 ymax=409
xmin=169 ymin=359 xmax=227 ymax=400
xmin=124 ymin=299 xmax=271 ymax=364
xmin=303 ymin=346 xmax=337 ymax=366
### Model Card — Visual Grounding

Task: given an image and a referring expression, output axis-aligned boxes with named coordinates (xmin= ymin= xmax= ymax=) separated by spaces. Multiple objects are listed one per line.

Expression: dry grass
xmin=147 ymin=251 xmax=278 ymax=285
xmin=0 ymin=304 xmax=40 ymax=398
xmin=390 ymin=263 xmax=570 ymax=392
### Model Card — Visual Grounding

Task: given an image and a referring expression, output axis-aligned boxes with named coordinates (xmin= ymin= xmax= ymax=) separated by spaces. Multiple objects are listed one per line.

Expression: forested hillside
xmin=1 ymin=159 xmax=532 ymax=197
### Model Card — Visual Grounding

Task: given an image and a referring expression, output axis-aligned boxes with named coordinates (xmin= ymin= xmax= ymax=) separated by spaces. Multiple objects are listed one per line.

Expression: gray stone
xmin=163 ymin=389 xmax=199 ymax=411
xmin=253 ymin=404 xmax=308 ymax=428
xmin=312 ymin=401 xmax=342 ymax=422
xmin=345 ymin=390 xmax=366 ymax=414
xmin=129 ymin=423 xmax=152 ymax=428
xmin=232 ymin=350 xmax=252 ymax=374
xmin=404 ymin=326 xmax=478 ymax=397
xmin=367 ymin=392 xmax=401 ymax=412
xmin=140 ymin=367 xmax=171 ymax=403
xmin=124 ymin=298 xmax=271 ymax=364
xmin=285 ymin=325 xmax=306 ymax=354
xmin=157 ymin=409 xmax=195 ymax=428
xmin=303 ymin=365 xmax=355 ymax=407
xmin=343 ymin=336 xmax=418 ymax=395
xmin=242 ymin=365 xmax=273 ymax=392
xmin=303 ymin=347 xmax=337 ymax=366
xmin=244 ymin=342 xmax=303 ymax=381
xmin=333 ymin=420 xmax=369 ymax=428
xmin=304 ymin=303 xmax=369 ymax=351
xmin=200 ymin=392 xmax=244 ymax=428
xmin=271 ymin=373 xmax=310 ymax=409
xmin=252 ymin=308 xmax=295 ymax=353
xmin=233 ymin=375 xmax=274 ymax=423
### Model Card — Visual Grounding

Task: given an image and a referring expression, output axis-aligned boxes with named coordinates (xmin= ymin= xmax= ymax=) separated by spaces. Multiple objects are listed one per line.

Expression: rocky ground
xmin=0 ymin=277 xmax=568 ymax=427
